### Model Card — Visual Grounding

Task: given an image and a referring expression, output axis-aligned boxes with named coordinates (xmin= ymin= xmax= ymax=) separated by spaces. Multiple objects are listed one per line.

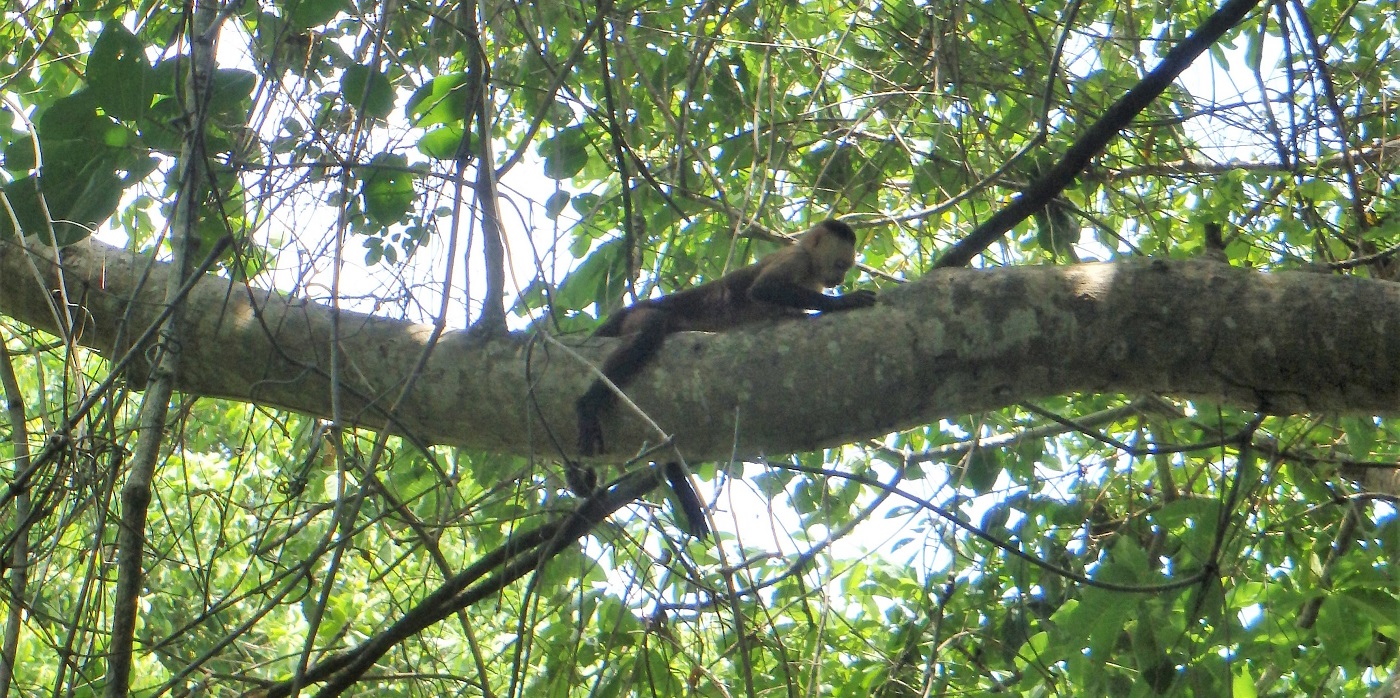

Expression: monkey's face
xmin=818 ymin=239 xmax=857 ymax=287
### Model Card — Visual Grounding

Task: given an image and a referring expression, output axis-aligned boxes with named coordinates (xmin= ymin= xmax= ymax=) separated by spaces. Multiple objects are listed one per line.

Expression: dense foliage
xmin=0 ymin=0 xmax=1397 ymax=695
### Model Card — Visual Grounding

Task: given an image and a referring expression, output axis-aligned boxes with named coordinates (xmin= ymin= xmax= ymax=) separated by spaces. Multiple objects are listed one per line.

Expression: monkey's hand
xmin=825 ymin=289 xmax=878 ymax=312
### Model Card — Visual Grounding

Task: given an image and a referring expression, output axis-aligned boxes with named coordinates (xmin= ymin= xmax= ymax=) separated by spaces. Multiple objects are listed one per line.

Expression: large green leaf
xmin=88 ymin=21 xmax=153 ymax=122
xmin=405 ymin=73 xmax=470 ymax=127
xmin=341 ymin=65 xmax=394 ymax=120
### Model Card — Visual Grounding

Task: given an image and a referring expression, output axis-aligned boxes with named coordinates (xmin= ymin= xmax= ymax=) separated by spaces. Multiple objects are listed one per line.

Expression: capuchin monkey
xmin=572 ymin=218 xmax=877 ymax=537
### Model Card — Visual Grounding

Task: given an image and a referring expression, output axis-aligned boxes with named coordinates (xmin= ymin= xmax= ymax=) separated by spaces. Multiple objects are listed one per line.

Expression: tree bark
xmin=4 ymin=238 xmax=1400 ymax=463
xmin=105 ymin=2 xmax=216 ymax=693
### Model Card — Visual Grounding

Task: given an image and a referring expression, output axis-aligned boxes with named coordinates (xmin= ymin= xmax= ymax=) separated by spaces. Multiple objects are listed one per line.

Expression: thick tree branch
xmin=5 ymin=237 xmax=1400 ymax=464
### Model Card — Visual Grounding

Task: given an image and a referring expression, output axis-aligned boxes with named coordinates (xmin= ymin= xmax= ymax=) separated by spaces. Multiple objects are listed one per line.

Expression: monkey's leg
xmin=575 ymin=309 xmax=669 ymax=457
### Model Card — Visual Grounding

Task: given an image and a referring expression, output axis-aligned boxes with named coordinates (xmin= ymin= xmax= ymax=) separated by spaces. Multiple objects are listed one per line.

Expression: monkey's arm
xmin=751 ymin=281 xmax=876 ymax=312
xmin=749 ymin=256 xmax=876 ymax=312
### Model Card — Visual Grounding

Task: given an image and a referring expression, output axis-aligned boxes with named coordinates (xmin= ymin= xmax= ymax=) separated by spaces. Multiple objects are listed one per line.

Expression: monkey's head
xmin=803 ymin=219 xmax=859 ymax=287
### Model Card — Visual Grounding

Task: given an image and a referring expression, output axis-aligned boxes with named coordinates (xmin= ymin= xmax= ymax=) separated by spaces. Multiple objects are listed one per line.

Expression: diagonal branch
xmin=249 ymin=466 xmax=664 ymax=697
xmin=936 ymin=0 xmax=1264 ymax=268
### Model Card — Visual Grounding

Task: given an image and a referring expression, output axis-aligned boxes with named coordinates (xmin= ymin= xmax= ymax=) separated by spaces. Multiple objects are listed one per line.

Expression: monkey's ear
xmin=817 ymin=218 xmax=856 ymax=242
xmin=797 ymin=222 xmax=829 ymax=244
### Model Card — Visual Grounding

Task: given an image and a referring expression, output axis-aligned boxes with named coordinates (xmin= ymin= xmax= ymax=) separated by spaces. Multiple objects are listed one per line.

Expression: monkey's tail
xmin=663 ymin=462 xmax=709 ymax=539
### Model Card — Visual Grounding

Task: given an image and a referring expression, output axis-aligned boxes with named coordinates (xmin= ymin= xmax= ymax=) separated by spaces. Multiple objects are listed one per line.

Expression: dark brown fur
xmin=572 ymin=219 xmax=876 ymax=537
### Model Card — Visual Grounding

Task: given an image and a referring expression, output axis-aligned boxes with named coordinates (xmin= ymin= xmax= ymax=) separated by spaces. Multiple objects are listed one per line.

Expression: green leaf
xmin=961 ymin=447 xmax=1000 ymax=494
xmin=1141 ymin=659 xmax=1178 ymax=694
xmin=0 ymin=177 xmax=46 ymax=240
xmin=1062 ymin=589 xmax=1132 ymax=660
xmin=284 ymin=0 xmax=348 ymax=29
xmin=416 ymin=124 xmax=473 ymax=160
xmin=386 ymin=459 xmax=434 ymax=502
xmin=555 ymin=237 xmax=625 ymax=310
xmin=88 ymin=22 xmax=152 ymax=122
xmin=1 ymin=91 xmax=130 ymax=244
xmin=786 ymin=13 xmax=826 ymax=41
xmin=0 ymin=167 xmax=122 ymax=245
xmin=406 ymin=73 xmax=470 ymax=127
xmin=1231 ymin=667 xmax=1259 ymax=698
xmin=1106 ymin=536 xmax=1151 ymax=577
xmin=710 ymin=65 xmax=744 ymax=112
xmin=363 ymin=237 xmax=384 ymax=265
xmin=208 ymin=69 xmax=257 ymax=121
xmin=713 ymin=137 xmax=755 ymax=175
xmin=542 ymin=98 xmax=574 ymax=128
xmin=1341 ymin=416 xmax=1378 ymax=459
xmin=1013 ymin=631 xmax=1051 ymax=671
xmin=1296 ymin=177 xmax=1339 ymax=202
xmin=540 ymin=126 xmax=590 ymax=180
xmin=570 ymin=192 xmax=601 ymax=218
xmin=37 ymin=90 xmax=103 ymax=142
xmin=1152 ymin=497 xmax=1221 ymax=531
xmin=341 ymin=65 xmax=394 ymax=120
xmin=148 ymin=55 xmax=185 ymax=98
xmin=1035 ymin=201 xmax=1079 ymax=259
xmin=360 ymin=153 xmax=417 ymax=225
xmin=3 ymin=135 xmax=36 ymax=173
xmin=1316 ymin=595 xmax=1372 ymax=666
xmin=1336 ymin=588 xmax=1400 ymax=635
xmin=809 ymin=143 xmax=854 ymax=192
xmin=55 ymin=167 xmax=124 ymax=244
xmin=139 ymin=96 xmax=183 ymax=152
xmin=752 ymin=470 xmax=794 ymax=498
xmin=544 ymin=190 xmax=570 ymax=220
